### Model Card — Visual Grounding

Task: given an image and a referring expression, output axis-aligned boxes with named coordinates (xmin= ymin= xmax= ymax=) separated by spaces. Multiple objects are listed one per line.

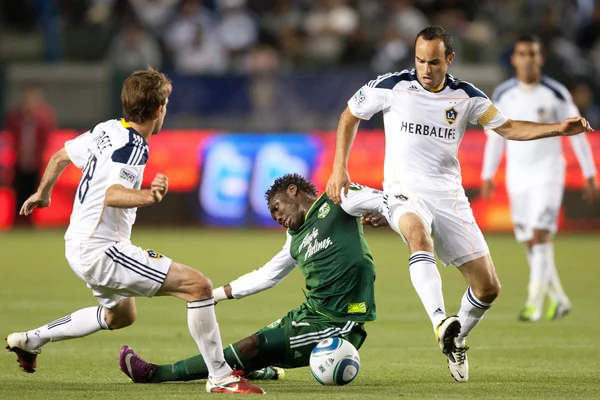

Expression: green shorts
xmin=256 ymin=302 xmax=368 ymax=368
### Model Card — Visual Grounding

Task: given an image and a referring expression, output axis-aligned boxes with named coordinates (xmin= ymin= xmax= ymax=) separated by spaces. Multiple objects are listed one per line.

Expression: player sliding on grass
xmin=118 ymin=173 xmax=386 ymax=383
xmin=326 ymin=25 xmax=593 ymax=383
xmin=5 ymin=67 xmax=264 ymax=395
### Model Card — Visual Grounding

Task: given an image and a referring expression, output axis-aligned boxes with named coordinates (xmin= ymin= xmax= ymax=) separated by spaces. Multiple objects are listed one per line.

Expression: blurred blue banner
xmin=198 ymin=133 xmax=323 ymax=227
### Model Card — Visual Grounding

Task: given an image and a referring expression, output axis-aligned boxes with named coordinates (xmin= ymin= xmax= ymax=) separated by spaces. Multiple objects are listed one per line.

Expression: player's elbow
xmin=104 ymin=184 xmax=124 ymax=207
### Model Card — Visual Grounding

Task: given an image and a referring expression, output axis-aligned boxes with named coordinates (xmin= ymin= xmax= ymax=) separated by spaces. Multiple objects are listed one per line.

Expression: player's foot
xmin=245 ymin=366 xmax=285 ymax=380
xmin=435 ymin=316 xmax=461 ymax=355
xmin=119 ymin=345 xmax=157 ymax=383
xmin=447 ymin=344 xmax=469 ymax=383
xmin=5 ymin=332 xmax=40 ymax=373
xmin=545 ymin=300 xmax=571 ymax=321
xmin=206 ymin=370 xmax=266 ymax=394
xmin=518 ymin=305 xmax=541 ymax=322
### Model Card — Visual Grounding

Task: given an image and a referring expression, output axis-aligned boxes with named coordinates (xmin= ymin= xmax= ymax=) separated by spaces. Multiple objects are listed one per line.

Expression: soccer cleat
xmin=5 ymin=332 xmax=40 ymax=373
xmin=435 ymin=316 xmax=461 ymax=355
xmin=545 ymin=300 xmax=571 ymax=321
xmin=518 ymin=305 xmax=541 ymax=322
xmin=206 ymin=370 xmax=266 ymax=394
xmin=448 ymin=344 xmax=469 ymax=383
xmin=119 ymin=345 xmax=157 ymax=383
xmin=245 ymin=366 xmax=285 ymax=380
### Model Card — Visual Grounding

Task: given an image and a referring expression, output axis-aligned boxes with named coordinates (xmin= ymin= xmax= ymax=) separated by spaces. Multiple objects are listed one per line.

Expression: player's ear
xmin=288 ymin=184 xmax=298 ymax=197
xmin=447 ymin=52 xmax=455 ymax=65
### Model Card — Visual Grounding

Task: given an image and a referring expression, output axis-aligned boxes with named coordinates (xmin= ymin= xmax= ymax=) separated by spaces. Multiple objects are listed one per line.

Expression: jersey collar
xmin=120 ymin=119 xmax=148 ymax=146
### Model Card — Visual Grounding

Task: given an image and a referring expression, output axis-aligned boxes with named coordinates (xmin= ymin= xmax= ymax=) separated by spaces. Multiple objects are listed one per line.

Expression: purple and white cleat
xmin=119 ymin=345 xmax=157 ymax=383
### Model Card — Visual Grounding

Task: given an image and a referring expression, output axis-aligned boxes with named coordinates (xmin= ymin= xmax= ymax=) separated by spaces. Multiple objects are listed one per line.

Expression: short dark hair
xmin=264 ymin=173 xmax=318 ymax=204
xmin=121 ymin=67 xmax=172 ymax=124
xmin=513 ymin=34 xmax=543 ymax=51
xmin=415 ymin=26 xmax=453 ymax=58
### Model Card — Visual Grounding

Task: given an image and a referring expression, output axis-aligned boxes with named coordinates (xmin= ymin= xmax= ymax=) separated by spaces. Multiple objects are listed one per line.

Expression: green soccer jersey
xmin=287 ymin=192 xmax=376 ymax=322
xmin=229 ymin=184 xmax=384 ymax=323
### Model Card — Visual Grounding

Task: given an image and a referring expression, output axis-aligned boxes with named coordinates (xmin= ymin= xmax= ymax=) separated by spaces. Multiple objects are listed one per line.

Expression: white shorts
xmin=65 ymin=241 xmax=172 ymax=308
xmin=508 ymin=182 xmax=564 ymax=242
xmin=383 ymin=188 xmax=489 ymax=267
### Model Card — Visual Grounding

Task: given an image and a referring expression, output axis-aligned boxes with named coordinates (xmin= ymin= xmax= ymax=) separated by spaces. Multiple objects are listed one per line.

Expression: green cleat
xmin=545 ymin=300 xmax=571 ymax=321
xmin=245 ymin=366 xmax=285 ymax=380
xmin=518 ymin=305 xmax=541 ymax=322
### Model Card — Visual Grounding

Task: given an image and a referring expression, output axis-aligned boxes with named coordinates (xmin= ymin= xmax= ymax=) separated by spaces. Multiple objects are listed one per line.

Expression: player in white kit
xmin=326 ymin=26 xmax=592 ymax=383
xmin=481 ymin=35 xmax=597 ymax=322
xmin=5 ymin=68 xmax=264 ymax=395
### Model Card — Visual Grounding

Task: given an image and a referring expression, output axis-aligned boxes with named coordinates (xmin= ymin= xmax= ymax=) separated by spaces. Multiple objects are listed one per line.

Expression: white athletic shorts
xmin=507 ymin=182 xmax=563 ymax=242
xmin=383 ymin=186 xmax=489 ymax=267
xmin=65 ymin=241 xmax=172 ymax=308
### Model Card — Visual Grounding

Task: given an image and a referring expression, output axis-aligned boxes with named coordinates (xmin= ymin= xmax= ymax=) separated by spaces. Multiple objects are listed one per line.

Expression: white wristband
xmin=213 ymin=286 xmax=229 ymax=302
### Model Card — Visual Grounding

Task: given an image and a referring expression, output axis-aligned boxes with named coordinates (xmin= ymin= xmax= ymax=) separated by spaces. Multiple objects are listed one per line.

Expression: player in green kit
xmin=118 ymin=173 xmax=386 ymax=383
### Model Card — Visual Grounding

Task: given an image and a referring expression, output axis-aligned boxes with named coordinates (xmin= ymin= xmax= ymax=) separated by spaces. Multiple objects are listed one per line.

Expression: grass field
xmin=1 ymin=229 xmax=599 ymax=399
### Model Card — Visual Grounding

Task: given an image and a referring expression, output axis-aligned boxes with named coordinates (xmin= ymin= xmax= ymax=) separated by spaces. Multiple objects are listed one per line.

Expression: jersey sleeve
xmin=230 ymin=234 xmax=297 ymax=299
xmin=557 ymin=89 xmax=581 ymax=120
xmin=470 ymin=97 xmax=509 ymax=129
xmin=481 ymin=130 xmax=507 ymax=180
xmin=64 ymin=131 xmax=91 ymax=169
xmin=569 ymin=133 xmax=597 ymax=179
xmin=347 ymin=83 xmax=388 ymax=120
xmin=340 ymin=183 xmax=384 ymax=216
xmin=107 ymin=140 xmax=149 ymax=189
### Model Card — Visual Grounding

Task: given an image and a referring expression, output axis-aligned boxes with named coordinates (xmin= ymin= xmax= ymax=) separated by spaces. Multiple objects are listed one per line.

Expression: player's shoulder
xmin=366 ymin=69 xmax=417 ymax=90
xmin=539 ymin=76 xmax=571 ymax=102
xmin=446 ymin=74 xmax=489 ymax=99
xmin=110 ymin=119 xmax=149 ymax=166
xmin=491 ymin=77 xmax=519 ymax=103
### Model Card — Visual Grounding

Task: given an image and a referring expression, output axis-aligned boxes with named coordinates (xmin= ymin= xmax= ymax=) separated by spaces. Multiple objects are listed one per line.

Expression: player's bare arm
xmin=493 ymin=116 xmax=592 ymax=141
xmin=105 ymin=173 xmax=169 ymax=208
xmin=20 ymin=147 xmax=72 ymax=216
xmin=326 ymin=106 xmax=361 ymax=204
xmin=583 ymin=177 xmax=599 ymax=205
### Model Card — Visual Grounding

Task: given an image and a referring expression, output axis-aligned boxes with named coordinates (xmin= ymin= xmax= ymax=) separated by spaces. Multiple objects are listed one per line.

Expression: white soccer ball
xmin=309 ymin=337 xmax=360 ymax=385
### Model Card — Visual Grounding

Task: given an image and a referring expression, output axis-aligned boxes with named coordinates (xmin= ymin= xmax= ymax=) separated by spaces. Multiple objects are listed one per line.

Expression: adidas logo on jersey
xmin=294 ymin=351 xmax=302 ymax=359
xmin=407 ymin=85 xmax=419 ymax=92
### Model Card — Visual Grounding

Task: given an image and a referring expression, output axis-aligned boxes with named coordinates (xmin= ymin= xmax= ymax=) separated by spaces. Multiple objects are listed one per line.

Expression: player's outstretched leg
xmin=119 ymin=330 xmax=288 ymax=384
xmin=5 ymin=305 xmax=115 ymax=373
xmin=119 ymin=345 xmax=284 ymax=383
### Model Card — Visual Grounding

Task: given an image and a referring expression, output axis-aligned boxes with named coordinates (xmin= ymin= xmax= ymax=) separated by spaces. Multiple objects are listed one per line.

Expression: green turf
xmin=1 ymin=229 xmax=599 ymax=399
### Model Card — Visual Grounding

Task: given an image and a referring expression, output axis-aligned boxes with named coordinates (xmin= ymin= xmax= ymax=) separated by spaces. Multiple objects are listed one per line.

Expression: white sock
xmin=526 ymin=244 xmax=548 ymax=309
xmin=187 ymin=298 xmax=232 ymax=381
xmin=456 ymin=287 xmax=491 ymax=347
xmin=543 ymin=243 xmax=569 ymax=304
xmin=408 ymin=252 xmax=446 ymax=331
xmin=26 ymin=306 xmax=109 ymax=350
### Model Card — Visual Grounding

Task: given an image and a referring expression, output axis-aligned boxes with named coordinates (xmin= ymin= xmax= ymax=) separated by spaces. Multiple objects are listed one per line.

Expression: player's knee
xmin=532 ymin=229 xmax=551 ymax=244
xmin=105 ymin=309 xmax=137 ymax=330
xmin=473 ymin=279 xmax=501 ymax=303
xmin=236 ymin=335 xmax=259 ymax=360
xmin=407 ymin=231 xmax=433 ymax=253
xmin=187 ymin=269 xmax=213 ymax=299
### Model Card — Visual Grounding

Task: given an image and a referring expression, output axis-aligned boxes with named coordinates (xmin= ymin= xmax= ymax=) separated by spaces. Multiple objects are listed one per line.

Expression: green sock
xmin=149 ymin=344 xmax=246 ymax=383
xmin=149 ymin=329 xmax=288 ymax=383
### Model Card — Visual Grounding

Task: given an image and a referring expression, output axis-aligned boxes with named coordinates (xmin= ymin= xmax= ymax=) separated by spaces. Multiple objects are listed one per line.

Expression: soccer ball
xmin=309 ymin=337 xmax=360 ymax=385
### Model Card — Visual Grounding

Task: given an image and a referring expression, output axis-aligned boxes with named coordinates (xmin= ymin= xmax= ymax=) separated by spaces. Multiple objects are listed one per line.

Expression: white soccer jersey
xmin=348 ymin=68 xmax=508 ymax=194
xmin=64 ymin=119 xmax=149 ymax=250
xmin=482 ymin=76 xmax=596 ymax=189
xmin=228 ymin=186 xmax=383 ymax=299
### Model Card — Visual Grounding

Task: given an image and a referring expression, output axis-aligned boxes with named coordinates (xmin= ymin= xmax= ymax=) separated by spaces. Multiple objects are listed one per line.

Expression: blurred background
xmin=0 ymin=0 xmax=599 ymax=231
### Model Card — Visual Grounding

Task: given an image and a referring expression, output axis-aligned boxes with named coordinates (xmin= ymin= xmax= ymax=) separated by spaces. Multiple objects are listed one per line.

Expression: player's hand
xmin=481 ymin=179 xmax=495 ymax=201
xmin=360 ymin=211 xmax=388 ymax=227
xmin=559 ymin=117 xmax=593 ymax=136
xmin=19 ymin=192 xmax=50 ymax=216
xmin=326 ymin=168 xmax=351 ymax=204
xmin=151 ymin=173 xmax=169 ymax=203
xmin=583 ymin=177 xmax=598 ymax=205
